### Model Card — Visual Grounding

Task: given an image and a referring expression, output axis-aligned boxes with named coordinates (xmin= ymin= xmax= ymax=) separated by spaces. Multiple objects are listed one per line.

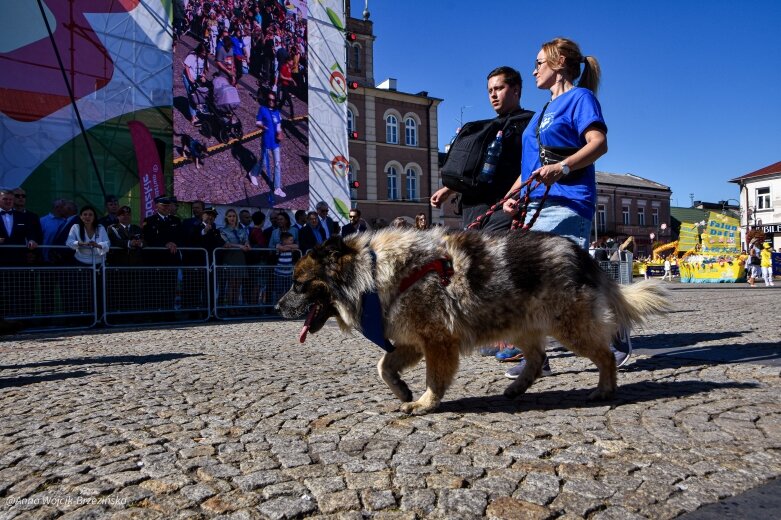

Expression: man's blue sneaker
xmin=505 ymin=356 xmax=552 ymax=379
xmin=478 ymin=345 xmax=501 ymax=357
xmin=495 ymin=346 xmax=522 ymax=361
xmin=611 ymin=327 xmax=633 ymax=368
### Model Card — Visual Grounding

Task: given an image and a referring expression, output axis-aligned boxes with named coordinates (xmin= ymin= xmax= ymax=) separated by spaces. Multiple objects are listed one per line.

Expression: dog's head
xmin=276 ymin=235 xmax=358 ymax=342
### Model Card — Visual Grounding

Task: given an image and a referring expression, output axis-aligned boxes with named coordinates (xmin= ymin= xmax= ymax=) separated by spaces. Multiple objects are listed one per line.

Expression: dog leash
xmin=467 ymin=177 xmax=551 ymax=232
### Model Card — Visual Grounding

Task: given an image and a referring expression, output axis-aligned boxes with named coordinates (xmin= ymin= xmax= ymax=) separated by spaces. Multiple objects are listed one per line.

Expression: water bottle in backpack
xmin=477 ymin=130 xmax=503 ymax=184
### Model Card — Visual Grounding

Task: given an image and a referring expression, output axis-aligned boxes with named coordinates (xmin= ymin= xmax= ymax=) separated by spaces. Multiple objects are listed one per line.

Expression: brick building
xmin=594 ymin=172 xmax=672 ymax=257
xmin=345 ymin=1 xmax=442 ymax=226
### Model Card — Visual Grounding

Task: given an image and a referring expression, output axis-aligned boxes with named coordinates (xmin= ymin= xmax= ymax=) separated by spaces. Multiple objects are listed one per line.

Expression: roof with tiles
xmin=596 ymin=172 xmax=671 ymax=191
xmin=729 ymin=161 xmax=781 ymax=182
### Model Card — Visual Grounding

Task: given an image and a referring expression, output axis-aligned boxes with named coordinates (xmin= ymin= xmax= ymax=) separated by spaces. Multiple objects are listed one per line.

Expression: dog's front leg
xmin=400 ymin=342 xmax=459 ymax=415
xmin=377 ymin=345 xmax=422 ymax=403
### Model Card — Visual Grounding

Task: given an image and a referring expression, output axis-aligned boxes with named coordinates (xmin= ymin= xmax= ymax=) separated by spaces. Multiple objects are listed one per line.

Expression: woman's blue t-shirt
xmin=256 ymin=106 xmax=281 ymax=150
xmin=520 ymin=87 xmax=607 ymax=219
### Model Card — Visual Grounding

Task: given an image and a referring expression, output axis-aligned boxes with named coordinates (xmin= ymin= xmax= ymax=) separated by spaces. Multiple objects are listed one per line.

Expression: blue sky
xmin=349 ymin=0 xmax=781 ymax=207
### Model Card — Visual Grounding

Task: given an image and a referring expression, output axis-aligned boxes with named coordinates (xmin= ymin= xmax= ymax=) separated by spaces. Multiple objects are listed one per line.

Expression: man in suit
xmin=298 ymin=211 xmax=324 ymax=254
xmin=12 ymin=188 xmax=43 ymax=250
xmin=98 ymin=194 xmax=120 ymax=229
xmin=0 ymin=188 xmax=38 ymax=265
xmin=142 ymin=196 xmax=183 ymax=313
xmin=142 ymin=196 xmax=182 ymax=261
xmin=314 ymin=200 xmax=340 ymax=239
xmin=0 ymin=188 xmax=39 ymax=319
xmin=181 ymin=200 xmax=205 ymax=247
xmin=108 ymin=206 xmax=144 ymax=266
xmin=341 ymin=208 xmax=368 ymax=237
xmin=106 ymin=206 xmax=144 ymax=313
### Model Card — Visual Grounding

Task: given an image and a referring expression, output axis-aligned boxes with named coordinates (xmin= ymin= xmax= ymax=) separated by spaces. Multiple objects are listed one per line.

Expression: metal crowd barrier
xmin=212 ymin=247 xmax=301 ymax=320
xmin=0 ymin=245 xmax=99 ymax=330
xmin=599 ymin=251 xmax=634 ymax=285
xmin=102 ymin=247 xmax=211 ymax=326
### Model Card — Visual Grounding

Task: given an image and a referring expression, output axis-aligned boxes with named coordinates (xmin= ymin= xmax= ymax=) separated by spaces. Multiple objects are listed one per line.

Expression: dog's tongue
xmin=299 ymin=305 xmax=317 ymax=343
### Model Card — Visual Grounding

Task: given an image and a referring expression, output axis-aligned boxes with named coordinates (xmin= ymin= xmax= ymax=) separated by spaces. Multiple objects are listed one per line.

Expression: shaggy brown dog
xmin=277 ymin=228 xmax=670 ymax=414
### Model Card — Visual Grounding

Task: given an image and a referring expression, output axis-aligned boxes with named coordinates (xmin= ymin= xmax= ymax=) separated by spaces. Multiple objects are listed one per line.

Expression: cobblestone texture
xmin=0 ymin=285 xmax=779 ymax=518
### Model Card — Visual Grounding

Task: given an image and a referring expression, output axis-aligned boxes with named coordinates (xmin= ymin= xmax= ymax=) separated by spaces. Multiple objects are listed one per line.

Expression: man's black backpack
xmin=440 ymin=110 xmax=533 ymax=193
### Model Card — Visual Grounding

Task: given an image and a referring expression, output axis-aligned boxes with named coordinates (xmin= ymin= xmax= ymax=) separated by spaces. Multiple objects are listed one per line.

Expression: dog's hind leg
xmin=582 ymin=343 xmax=617 ymax=401
xmin=556 ymin=323 xmax=617 ymax=401
xmin=503 ymin=334 xmax=546 ymax=399
xmin=400 ymin=340 xmax=459 ymax=415
xmin=378 ymin=344 xmax=422 ymax=403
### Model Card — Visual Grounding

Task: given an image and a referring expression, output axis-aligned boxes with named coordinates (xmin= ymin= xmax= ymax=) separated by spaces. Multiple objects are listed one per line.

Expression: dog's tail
xmin=615 ymin=280 xmax=672 ymax=328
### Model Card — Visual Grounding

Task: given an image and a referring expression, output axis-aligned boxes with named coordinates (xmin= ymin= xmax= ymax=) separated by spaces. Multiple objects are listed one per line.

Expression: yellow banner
xmin=702 ymin=211 xmax=741 ymax=254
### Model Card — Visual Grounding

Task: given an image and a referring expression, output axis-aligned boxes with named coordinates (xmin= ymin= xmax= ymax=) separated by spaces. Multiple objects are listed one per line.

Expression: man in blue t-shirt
xmin=250 ymin=91 xmax=286 ymax=199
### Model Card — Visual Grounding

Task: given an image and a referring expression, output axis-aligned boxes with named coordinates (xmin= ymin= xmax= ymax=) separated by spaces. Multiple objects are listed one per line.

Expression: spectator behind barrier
xmin=0 ymin=188 xmax=39 ymax=266
xmin=107 ymin=206 xmax=144 ymax=266
xmin=66 ymin=205 xmax=110 ymax=266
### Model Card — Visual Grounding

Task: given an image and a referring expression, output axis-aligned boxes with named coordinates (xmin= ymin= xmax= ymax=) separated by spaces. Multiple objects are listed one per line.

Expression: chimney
xmin=377 ymin=78 xmax=397 ymax=91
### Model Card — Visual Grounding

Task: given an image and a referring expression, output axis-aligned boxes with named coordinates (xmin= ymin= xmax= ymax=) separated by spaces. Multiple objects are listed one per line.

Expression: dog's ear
xmin=314 ymin=235 xmax=353 ymax=261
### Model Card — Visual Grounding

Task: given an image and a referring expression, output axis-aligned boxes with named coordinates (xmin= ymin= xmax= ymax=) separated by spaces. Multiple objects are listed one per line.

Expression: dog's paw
xmin=400 ymin=400 xmax=437 ymax=415
xmin=503 ymin=381 xmax=531 ymax=399
xmin=588 ymin=388 xmax=615 ymax=401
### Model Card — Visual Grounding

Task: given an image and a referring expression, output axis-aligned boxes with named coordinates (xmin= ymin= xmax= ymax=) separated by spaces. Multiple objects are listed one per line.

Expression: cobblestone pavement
xmin=1 ymin=284 xmax=779 ymax=519
xmin=173 ymin=35 xmax=309 ymax=210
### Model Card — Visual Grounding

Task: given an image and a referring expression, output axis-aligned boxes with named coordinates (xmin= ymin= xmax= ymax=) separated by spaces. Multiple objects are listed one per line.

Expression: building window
xmin=386 ymin=115 xmax=398 ymax=144
xmin=349 ymin=165 xmax=357 ymax=201
xmin=637 ymin=208 xmax=645 ymax=227
xmin=387 ymin=166 xmax=398 ymax=200
xmin=404 ymin=117 xmax=417 ymax=146
xmin=622 ymin=206 xmax=630 ymax=225
xmin=757 ymin=187 xmax=771 ymax=209
xmin=347 ymin=109 xmax=354 ymax=135
xmin=652 ymin=207 xmax=659 ymax=226
xmin=353 ymin=45 xmax=361 ymax=71
xmin=597 ymin=204 xmax=606 ymax=232
xmin=406 ymin=168 xmax=417 ymax=201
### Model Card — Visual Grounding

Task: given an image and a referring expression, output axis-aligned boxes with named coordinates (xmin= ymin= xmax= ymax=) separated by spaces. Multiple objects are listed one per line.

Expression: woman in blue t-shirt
xmin=250 ymin=91 xmax=286 ymax=199
xmin=501 ymin=38 xmax=633 ymax=379
xmin=502 ymin=37 xmax=607 ymax=249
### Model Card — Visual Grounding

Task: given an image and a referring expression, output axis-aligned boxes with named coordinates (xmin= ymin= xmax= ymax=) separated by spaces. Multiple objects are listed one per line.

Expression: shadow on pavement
xmin=437 ymin=380 xmax=760 ymax=414
xmin=0 ymin=370 xmax=93 ymax=388
xmin=633 ymin=331 xmax=750 ymax=349
xmin=632 ymin=332 xmax=781 ymax=366
xmin=0 ymin=352 xmax=203 ymax=372
xmin=173 ymin=94 xmax=192 ymax=121
xmin=230 ymin=141 xmax=258 ymax=173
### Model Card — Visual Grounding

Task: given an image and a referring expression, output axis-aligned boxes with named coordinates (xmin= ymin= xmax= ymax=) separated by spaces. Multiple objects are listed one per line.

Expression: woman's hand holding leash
xmin=532 ymin=162 xmax=567 ymax=186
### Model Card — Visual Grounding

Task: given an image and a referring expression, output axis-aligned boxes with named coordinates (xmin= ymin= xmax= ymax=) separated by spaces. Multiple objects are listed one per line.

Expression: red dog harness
xmin=398 ymin=258 xmax=455 ymax=294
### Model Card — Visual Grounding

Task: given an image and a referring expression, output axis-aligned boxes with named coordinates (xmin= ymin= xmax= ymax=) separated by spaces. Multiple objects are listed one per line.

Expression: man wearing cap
xmin=143 ymin=196 xmax=183 ymax=257
xmin=142 ymin=196 xmax=185 ymax=314
xmin=106 ymin=206 xmax=144 ymax=313
xmin=108 ymin=206 xmax=144 ymax=266
xmin=193 ymin=206 xmax=225 ymax=256
xmin=99 ymin=195 xmax=121 ymax=229
xmin=760 ymin=242 xmax=775 ymax=287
